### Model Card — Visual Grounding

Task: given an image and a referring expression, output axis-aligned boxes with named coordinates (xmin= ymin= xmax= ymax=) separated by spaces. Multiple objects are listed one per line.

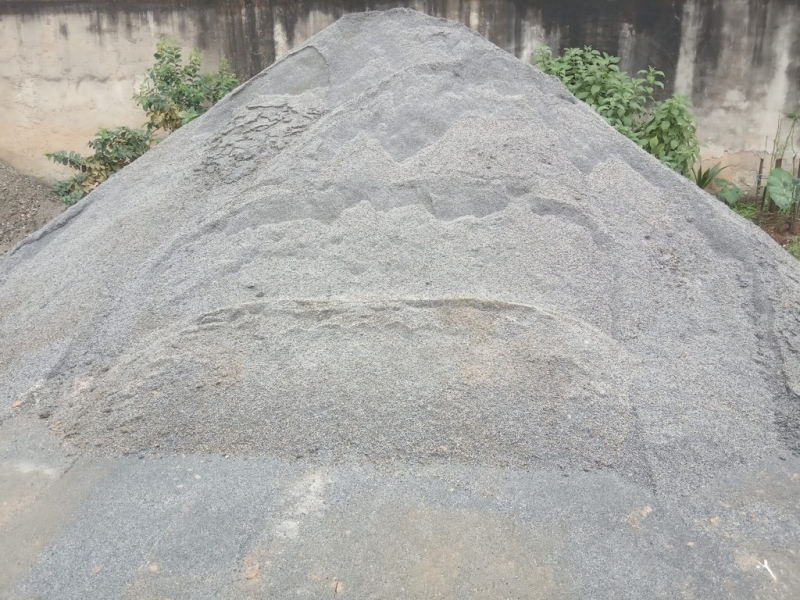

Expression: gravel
xmin=0 ymin=160 xmax=64 ymax=254
xmin=2 ymin=10 xmax=800 ymax=597
xmin=1 ymin=7 xmax=799 ymax=488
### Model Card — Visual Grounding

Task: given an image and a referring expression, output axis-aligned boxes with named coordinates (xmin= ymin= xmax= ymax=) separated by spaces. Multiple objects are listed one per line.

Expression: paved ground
xmin=1 ymin=416 xmax=799 ymax=599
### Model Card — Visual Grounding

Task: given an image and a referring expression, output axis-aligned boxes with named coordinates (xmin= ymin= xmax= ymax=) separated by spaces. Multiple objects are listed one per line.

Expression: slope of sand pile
xmin=1 ymin=9 xmax=798 ymax=495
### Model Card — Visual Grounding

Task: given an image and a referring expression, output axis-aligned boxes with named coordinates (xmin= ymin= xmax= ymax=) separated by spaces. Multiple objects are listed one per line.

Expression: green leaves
xmin=87 ymin=126 xmax=153 ymax=163
xmin=636 ymin=95 xmax=698 ymax=175
xmin=717 ymin=180 xmax=743 ymax=206
xmin=45 ymin=150 xmax=87 ymax=170
xmin=691 ymin=162 xmax=727 ymax=190
xmin=689 ymin=162 xmax=743 ymax=207
xmin=47 ymin=127 xmax=154 ymax=204
xmin=134 ymin=41 xmax=239 ymax=133
xmin=48 ymin=41 xmax=238 ymax=204
xmin=767 ymin=167 xmax=799 ymax=212
xmin=533 ymin=45 xmax=699 ymax=176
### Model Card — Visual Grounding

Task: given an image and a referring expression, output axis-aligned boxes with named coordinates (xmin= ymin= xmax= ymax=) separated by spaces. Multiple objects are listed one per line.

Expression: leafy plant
xmin=716 ymin=179 xmax=743 ymax=206
xmin=766 ymin=167 xmax=800 ymax=212
xmin=134 ymin=40 xmax=239 ymax=132
xmin=46 ymin=126 xmax=154 ymax=204
xmin=47 ymin=41 xmax=238 ymax=203
xmin=533 ymin=45 xmax=699 ymax=176
xmin=638 ymin=95 xmax=699 ymax=176
xmin=691 ymin=162 xmax=727 ymax=190
xmin=533 ymin=47 xmax=660 ymax=133
xmin=689 ymin=162 xmax=742 ymax=206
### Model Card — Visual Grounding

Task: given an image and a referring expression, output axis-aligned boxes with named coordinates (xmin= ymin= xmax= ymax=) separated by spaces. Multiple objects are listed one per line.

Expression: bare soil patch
xmin=0 ymin=160 xmax=65 ymax=254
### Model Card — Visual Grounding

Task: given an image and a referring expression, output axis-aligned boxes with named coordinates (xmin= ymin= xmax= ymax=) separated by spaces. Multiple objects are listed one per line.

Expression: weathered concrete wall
xmin=1 ymin=0 xmax=799 ymax=189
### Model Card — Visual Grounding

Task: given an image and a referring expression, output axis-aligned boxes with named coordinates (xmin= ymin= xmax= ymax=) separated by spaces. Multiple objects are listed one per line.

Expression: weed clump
xmin=534 ymin=46 xmax=699 ymax=176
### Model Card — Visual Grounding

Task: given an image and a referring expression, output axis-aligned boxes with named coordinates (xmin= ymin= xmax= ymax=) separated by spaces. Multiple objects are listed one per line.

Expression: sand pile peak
xmin=1 ymin=9 xmax=799 ymax=493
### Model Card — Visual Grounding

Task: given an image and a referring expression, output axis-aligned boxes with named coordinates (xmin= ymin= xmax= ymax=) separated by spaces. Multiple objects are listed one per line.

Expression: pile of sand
xmin=1 ymin=9 xmax=798 ymax=493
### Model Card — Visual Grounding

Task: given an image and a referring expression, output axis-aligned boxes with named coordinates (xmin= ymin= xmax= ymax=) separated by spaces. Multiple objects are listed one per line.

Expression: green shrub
xmin=689 ymin=162 xmax=743 ymax=206
xmin=533 ymin=46 xmax=699 ymax=176
xmin=48 ymin=41 xmax=238 ymax=203
xmin=46 ymin=127 xmax=154 ymax=204
xmin=134 ymin=40 xmax=239 ymax=132
xmin=691 ymin=162 xmax=726 ymax=190
xmin=759 ymin=110 xmax=799 ymax=212
xmin=635 ymin=95 xmax=699 ymax=176
xmin=716 ymin=180 xmax=743 ymax=206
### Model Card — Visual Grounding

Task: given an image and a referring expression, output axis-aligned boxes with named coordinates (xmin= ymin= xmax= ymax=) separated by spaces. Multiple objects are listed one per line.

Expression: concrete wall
xmin=2 ymin=0 xmax=799 ymax=190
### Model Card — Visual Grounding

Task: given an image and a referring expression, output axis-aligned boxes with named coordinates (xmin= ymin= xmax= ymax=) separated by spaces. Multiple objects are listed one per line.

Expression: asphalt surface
xmin=2 ymin=416 xmax=799 ymax=599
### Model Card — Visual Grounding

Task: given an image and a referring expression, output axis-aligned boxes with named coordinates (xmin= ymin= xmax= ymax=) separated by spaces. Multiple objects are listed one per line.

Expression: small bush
xmin=134 ymin=41 xmax=239 ymax=132
xmin=690 ymin=162 xmax=743 ymax=206
xmin=46 ymin=127 xmax=154 ymax=204
xmin=48 ymin=41 xmax=238 ymax=203
xmin=533 ymin=46 xmax=699 ymax=176
xmin=691 ymin=163 xmax=726 ymax=190
xmin=716 ymin=180 xmax=743 ymax=206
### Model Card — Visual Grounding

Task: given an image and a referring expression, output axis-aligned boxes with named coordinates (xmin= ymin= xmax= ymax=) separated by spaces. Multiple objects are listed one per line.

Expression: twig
xmin=758 ymin=559 xmax=777 ymax=581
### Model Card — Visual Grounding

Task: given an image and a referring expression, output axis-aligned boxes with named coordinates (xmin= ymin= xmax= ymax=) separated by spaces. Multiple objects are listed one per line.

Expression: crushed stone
xmin=1 ymin=9 xmax=799 ymax=495
xmin=0 ymin=160 xmax=64 ymax=254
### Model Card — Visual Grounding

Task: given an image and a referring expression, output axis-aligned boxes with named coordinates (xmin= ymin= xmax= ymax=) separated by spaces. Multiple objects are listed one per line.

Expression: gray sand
xmin=1 ymin=9 xmax=798 ymax=598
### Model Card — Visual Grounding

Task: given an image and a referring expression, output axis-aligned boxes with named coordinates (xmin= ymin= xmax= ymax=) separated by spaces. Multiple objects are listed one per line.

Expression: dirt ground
xmin=0 ymin=161 xmax=65 ymax=254
xmin=756 ymin=211 xmax=800 ymax=247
